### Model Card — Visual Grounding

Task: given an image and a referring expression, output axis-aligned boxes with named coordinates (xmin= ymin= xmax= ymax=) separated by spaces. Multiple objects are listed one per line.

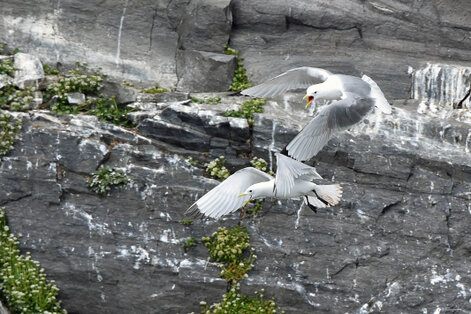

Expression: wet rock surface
xmin=1 ymin=90 xmax=470 ymax=313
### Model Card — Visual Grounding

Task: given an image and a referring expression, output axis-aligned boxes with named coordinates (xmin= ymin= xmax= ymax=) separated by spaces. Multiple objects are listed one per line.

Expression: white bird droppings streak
xmin=268 ymin=121 xmax=276 ymax=172
xmin=116 ymin=0 xmax=129 ymax=66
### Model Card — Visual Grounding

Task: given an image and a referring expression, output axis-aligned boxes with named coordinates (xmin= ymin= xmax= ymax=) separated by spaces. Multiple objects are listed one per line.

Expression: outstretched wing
xmin=241 ymin=67 xmax=333 ymax=98
xmin=185 ymin=167 xmax=273 ymax=219
xmin=274 ymin=153 xmax=322 ymax=198
xmin=286 ymin=94 xmax=375 ymax=161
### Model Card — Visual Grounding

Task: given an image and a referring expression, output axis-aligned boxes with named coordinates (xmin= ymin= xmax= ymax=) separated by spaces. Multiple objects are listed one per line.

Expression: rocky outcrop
xmin=1 ymin=88 xmax=471 ymax=312
xmin=2 ymin=0 xmax=471 ymax=95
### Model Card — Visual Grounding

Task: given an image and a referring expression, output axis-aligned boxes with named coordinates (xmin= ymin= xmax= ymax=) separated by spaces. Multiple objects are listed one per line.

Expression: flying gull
xmin=185 ymin=153 xmax=342 ymax=219
xmin=241 ymin=67 xmax=392 ymax=161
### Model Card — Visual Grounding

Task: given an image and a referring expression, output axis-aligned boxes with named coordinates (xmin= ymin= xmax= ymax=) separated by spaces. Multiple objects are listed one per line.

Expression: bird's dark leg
xmin=240 ymin=205 xmax=247 ymax=219
xmin=312 ymin=189 xmax=330 ymax=207
xmin=304 ymin=196 xmax=318 ymax=213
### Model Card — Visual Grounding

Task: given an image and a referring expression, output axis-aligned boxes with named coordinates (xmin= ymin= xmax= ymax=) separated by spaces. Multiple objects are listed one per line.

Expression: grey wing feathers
xmin=185 ymin=167 xmax=273 ymax=219
xmin=274 ymin=153 xmax=322 ymax=198
xmin=241 ymin=67 xmax=333 ymax=98
xmin=286 ymin=95 xmax=374 ymax=161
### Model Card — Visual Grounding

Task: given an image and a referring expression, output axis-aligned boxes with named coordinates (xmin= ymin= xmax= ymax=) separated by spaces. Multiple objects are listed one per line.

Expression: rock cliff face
xmin=1 ymin=0 xmax=471 ymax=313
xmin=2 ymin=0 xmax=471 ymax=96
xmin=1 ymin=93 xmax=471 ymax=313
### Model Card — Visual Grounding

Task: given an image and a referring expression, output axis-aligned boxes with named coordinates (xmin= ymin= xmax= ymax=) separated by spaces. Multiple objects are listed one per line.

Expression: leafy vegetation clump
xmin=88 ymin=97 xmax=135 ymax=127
xmin=0 ymin=86 xmax=35 ymax=111
xmin=141 ymin=84 xmax=168 ymax=94
xmin=45 ymin=68 xmax=104 ymax=114
xmin=121 ymin=81 xmax=135 ymax=88
xmin=179 ymin=219 xmax=193 ymax=226
xmin=182 ymin=237 xmax=197 ymax=251
xmin=250 ymin=156 xmax=274 ymax=176
xmin=88 ymin=166 xmax=130 ymax=196
xmin=190 ymin=97 xmax=221 ymax=104
xmin=224 ymin=98 xmax=266 ymax=126
xmin=0 ymin=112 xmax=22 ymax=156
xmin=205 ymin=156 xmax=230 ymax=181
xmin=224 ymin=45 xmax=252 ymax=92
xmin=0 ymin=208 xmax=67 ymax=314
xmin=201 ymin=283 xmax=283 ymax=314
xmin=0 ymin=58 xmax=15 ymax=76
xmin=42 ymin=64 xmax=60 ymax=76
xmin=186 ymin=157 xmax=198 ymax=166
xmin=202 ymin=226 xmax=255 ymax=282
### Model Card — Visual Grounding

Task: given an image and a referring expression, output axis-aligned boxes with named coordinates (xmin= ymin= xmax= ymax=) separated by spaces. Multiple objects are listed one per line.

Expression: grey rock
xmin=0 ymin=73 xmax=13 ymax=89
xmin=177 ymin=0 xmax=233 ymax=52
xmin=100 ymin=81 xmax=138 ymax=104
xmin=136 ymin=92 xmax=189 ymax=103
xmin=176 ymin=50 xmax=237 ymax=92
xmin=67 ymin=92 xmax=86 ymax=105
xmin=13 ymin=53 xmax=44 ymax=89
xmin=1 ymin=98 xmax=471 ymax=313
xmin=30 ymin=91 xmax=43 ymax=109
xmin=228 ymin=117 xmax=250 ymax=142
xmin=0 ymin=301 xmax=10 ymax=314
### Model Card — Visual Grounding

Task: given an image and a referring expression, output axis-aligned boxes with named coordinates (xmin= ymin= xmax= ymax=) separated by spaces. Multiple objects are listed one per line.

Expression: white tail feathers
xmin=361 ymin=75 xmax=392 ymax=114
xmin=314 ymin=184 xmax=343 ymax=206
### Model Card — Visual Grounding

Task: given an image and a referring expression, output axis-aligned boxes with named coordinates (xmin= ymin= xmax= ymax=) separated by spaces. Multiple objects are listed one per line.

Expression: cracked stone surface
xmin=1 ymin=89 xmax=470 ymax=313
xmin=1 ymin=0 xmax=471 ymax=94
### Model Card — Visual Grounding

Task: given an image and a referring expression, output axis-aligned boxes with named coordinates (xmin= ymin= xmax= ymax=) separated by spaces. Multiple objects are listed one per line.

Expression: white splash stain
xmin=116 ymin=0 xmax=129 ymax=66
xmin=268 ymin=121 xmax=277 ymax=172
xmin=159 ymin=228 xmax=178 ymax=244
xmin=295 ymin=202 xmax=303 ymax=229
xmin=62 ymin=203 xmax=111 ymax=236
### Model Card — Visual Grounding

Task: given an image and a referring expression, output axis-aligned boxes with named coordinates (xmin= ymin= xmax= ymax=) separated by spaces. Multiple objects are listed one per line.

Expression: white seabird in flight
xmin=185 ymin=153 xmax=342 ymax=219
xmin=241 ymin=67 xmax=392 ymax=161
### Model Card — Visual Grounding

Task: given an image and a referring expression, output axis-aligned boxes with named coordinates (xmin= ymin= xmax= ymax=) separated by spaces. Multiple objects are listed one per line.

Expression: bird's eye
xmin=314 ymin=91 xmax=317 ymax=94
xmin=249 ymin=190 xmax=252 ymax=193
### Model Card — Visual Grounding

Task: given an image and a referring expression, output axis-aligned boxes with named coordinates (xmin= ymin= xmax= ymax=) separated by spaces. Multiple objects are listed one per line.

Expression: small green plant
xmin=121 ymin=81 xmax=135 ymax=88
xmin=186 ymin=157 xmax=199 ymax=166
xmin=0 ymin=86 xmax=35 ymax=111
xmin=182 ymin=237 xmax=197 ymax=250
xmin=201 ymin=283 xmax=283 ymax=314
xmin=0 ymin=208 xmax=67 ymax=313
xmin=88 ymin=166 xmax=130 ymax=196
xmin=42 ymin=64 xmax=60 ymax=75
xmin=204 ymin=156 xmax=230 ymax=181
xmin=202 ymin=226 xmax=255 ymax=282
xmin=224 ymin=98 xmax=266 ymax=126
xmin=88 ymin=97 xmax=135 ymax=127
xmin=0 ymin=112 xmax=22 ymax=156
xmin=0 ymin=58 xmax=15 ymax=76
xmin=190 ymin=97 xmax=221 ymax=104
xmin=250 ymin=156 xmax=274 ymax=176
xmin=45 ymin=66 xmax=104 ymax=114
xmin=224 ymin=45 xmax=252 ymax=92
xmin=140 ymin=84 xmax=168 ymax=94
xmin=179 ymin=219 xmax=193 ymax=226
xmin=247 ymin=199 xmax=264 ymax=217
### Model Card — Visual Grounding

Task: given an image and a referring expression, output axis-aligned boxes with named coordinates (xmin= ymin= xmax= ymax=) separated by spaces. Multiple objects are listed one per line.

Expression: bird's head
xmin=238 ymin=184 xmax=264 ymax=207
xmin=304 ymin=84 xmax=321 ymax=109
xmin=304 ymin=83 xmax=341 ymax=108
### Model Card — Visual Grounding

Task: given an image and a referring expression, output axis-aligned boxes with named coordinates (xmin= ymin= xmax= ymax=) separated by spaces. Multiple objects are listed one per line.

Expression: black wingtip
xmin=280 ymin=146 xmax=289 ymax=157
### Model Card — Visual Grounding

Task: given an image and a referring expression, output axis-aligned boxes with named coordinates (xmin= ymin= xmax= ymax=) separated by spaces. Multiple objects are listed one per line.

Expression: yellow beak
xmin=238 ymin=193 xmax=252 ymax=207
xmin=304 ymin=94 xmax=313 ymax=109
